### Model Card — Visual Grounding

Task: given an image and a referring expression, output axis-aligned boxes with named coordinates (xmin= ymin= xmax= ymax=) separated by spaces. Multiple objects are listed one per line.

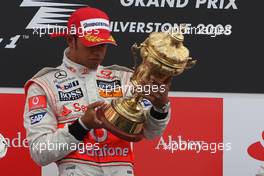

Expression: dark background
xmin=0 ymin=0 xmax=263 ymax=93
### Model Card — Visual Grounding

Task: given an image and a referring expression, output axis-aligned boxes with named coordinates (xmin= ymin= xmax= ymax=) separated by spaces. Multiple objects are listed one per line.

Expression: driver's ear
xmin=66 ymin=35 xmax=77 ymax=50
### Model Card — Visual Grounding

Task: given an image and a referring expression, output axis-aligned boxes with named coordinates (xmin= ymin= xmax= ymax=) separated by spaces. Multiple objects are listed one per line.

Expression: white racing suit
xmin=24 ymin=48 xmax=171 ymax=176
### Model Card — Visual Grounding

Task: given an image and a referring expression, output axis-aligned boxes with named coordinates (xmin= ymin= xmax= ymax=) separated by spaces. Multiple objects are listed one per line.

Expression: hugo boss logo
xmin=58 ymin=88 xmax=84 ymax=101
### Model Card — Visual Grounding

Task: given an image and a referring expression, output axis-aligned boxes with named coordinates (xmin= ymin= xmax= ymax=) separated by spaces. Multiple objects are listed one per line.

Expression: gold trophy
xmin=101 ymin=31 xmax=196 ymax=142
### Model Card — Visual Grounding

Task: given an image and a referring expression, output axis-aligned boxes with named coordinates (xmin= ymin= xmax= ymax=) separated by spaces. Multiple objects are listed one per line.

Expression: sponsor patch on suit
xmin=58 ymin=88 xmax=84 ymax=101
xmin=96 ymin=80 xmax=123 ymax=98
xmin=30 ymin=112 xmax=47 ymax=124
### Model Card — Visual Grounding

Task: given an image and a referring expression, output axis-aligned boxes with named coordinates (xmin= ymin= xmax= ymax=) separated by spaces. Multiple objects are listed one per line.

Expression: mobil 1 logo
xmin=56 ymin=80 xmax=79 ymax=90
xmin=59 ymin=88 xmax=84 ymax=101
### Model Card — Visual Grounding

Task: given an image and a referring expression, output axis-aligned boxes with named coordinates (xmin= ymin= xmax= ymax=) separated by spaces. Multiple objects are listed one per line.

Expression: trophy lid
xmin=143 ymin=32 xmax=191 ymax=69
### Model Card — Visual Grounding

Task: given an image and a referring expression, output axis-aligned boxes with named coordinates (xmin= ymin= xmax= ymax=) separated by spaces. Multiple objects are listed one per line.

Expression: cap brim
xmin=50 ymin=31 xmax=117 ymax=47
xmin=78 ymin=33 xmax=117 ymax=47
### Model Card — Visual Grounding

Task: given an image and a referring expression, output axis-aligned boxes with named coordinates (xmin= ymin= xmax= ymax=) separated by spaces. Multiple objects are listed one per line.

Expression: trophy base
xmin=102 ymin=98 xmax=146 ymax=142
xmin=101 ymin=115 xmax=144 ymax=142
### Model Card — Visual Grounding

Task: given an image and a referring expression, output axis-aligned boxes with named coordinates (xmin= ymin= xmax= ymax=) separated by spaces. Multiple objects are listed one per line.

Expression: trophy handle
xmin=131 ymin=43 xmax=142 ymax=70
xmin=185 ymin=57 xmax=197 ymax=70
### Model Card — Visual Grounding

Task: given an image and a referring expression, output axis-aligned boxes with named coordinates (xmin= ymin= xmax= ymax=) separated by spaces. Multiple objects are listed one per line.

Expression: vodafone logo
xmin=32 ymin=96 xmax=39 ymax=105
xmin=247 ymin=131 xmax=264 ymax=161
xmin=90 ymin=129 xmax=108 ymax=143
xmin=28 ymin=95 xmax=47 ymax=111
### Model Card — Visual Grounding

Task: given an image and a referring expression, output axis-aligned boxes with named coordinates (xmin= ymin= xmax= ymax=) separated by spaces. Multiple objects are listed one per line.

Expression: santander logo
xmin=247 ymin=131 xmax=264 ymax=161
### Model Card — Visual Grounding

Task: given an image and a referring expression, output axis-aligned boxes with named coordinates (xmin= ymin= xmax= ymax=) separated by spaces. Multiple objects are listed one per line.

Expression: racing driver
xmin=24 ymin=7 xmax=171 ymax=176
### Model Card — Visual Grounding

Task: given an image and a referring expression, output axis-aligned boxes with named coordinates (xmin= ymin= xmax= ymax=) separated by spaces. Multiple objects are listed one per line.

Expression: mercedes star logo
xmin=54 ymin=70 xmax=67 ymax=79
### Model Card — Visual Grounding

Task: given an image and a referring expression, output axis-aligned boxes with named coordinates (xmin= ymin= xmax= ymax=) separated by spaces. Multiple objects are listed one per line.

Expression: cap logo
xmin=80 ymin=18 xmax=110 ymax=32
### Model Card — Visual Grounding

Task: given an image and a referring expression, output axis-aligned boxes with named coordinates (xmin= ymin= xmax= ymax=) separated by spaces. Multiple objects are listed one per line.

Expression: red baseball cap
xmin=50 ymin=7 xmax=117 ymax=47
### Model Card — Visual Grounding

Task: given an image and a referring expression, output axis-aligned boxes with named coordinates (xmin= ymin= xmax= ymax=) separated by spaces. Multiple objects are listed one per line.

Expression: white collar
xmin=62 ymin=48 xmax=97 ymax=75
